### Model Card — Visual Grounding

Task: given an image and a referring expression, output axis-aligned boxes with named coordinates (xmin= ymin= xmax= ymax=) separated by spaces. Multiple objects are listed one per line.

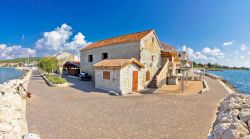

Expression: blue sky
xmin=0 ymin=0 xmax=250 ymax=67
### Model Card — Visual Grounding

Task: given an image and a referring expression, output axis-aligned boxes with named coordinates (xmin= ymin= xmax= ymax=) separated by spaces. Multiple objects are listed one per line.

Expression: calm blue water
xmin=0 ymin=68 xmax=23 ymax=84
xmin=209 ymin=70 xmax=250 ymax=94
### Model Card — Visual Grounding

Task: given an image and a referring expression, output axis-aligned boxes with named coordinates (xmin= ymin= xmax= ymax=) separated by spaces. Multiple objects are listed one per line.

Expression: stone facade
xmin=95 ymin=68 xmax=121 ymax=93
xmin=55 ymin=52 xmax=79 ymax=67
xmin=81 ymin=42 xmax=140 ymax=78
xmin=80 ymin=31 xmax=162 ymax=92
xmin=139 ymin=32 xmax=161 ymax=87
xmin=95 ymin=63 xmax=142 ymax=94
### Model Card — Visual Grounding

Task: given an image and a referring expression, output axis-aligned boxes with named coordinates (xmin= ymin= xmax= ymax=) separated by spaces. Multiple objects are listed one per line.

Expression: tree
xmin=207 ymin=63 xmax=212 ymax=68
xmin=38 ymin=57 xmax=58 ymax=74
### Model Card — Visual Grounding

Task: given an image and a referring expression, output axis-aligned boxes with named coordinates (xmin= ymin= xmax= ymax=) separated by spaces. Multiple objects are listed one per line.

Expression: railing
xmin=156 ymin=59 xmax=169 ymax=88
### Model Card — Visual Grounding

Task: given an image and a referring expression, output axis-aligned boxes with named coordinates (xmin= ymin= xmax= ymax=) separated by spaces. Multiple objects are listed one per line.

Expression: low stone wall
xmin=0 ymin=69 xmax=40 ymax=139
xmin=41 ymin=74 xmax=69 ymax=87
xmin=206 ymin=73 xmax=221 ymax=79
xmin=211 ymin=93 xmax=250 ymax=139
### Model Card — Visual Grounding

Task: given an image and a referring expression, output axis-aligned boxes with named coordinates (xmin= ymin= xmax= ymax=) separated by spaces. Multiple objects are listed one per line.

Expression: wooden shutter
xmin=146 ymin=71 xmax=150 ymax=81
xmin=103 ymin=71 xmax=110 ymax=80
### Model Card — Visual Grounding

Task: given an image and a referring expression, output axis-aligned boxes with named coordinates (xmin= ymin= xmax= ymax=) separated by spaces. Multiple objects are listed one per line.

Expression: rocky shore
xmin=212 ymin=93 xmax=250 ymax=139
xmin=0 ymin=69 xmax=39 ymax=139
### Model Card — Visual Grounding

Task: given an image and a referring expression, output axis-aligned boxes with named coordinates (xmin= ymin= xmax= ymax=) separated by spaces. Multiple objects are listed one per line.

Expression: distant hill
xmin=0 ymin=57 xmax=43 ymax=63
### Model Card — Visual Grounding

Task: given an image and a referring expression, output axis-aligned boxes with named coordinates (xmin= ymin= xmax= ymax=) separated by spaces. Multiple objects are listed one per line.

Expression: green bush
xmin=46 ymin=75 xmax=66 ymax=84
xmin=38 ymin=57 xmax=58 ymax=74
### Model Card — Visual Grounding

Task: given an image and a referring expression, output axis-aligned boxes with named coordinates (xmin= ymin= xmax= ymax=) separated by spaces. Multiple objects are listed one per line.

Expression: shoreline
xmin=206 ymin=72 xmax=239 ymax=94
xmin=206 ymin=73 xmax=237 ymax=139
xmin=0 ymin=68 xmax=35 ymax=138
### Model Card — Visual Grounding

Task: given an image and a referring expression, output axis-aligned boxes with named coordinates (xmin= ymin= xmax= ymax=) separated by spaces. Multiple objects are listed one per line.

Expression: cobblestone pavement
xmin=26 ymin=70 xmax=228 ymax=139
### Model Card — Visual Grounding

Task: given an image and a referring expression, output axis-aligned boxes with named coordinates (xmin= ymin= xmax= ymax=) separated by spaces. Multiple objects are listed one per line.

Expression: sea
xmin=208 ymin=70 xmax=250 ymax=94
xmin=0 ymin=68 xmax=24 ymax=84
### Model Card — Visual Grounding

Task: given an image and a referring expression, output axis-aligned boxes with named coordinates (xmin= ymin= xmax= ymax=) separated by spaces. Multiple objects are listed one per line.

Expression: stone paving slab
xmin=26 ymin=70 xmax=229 ymax=139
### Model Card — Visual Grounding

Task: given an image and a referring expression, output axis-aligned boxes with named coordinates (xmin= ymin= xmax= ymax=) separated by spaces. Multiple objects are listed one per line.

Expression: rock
xmin=221 ymin=123 xmax=249 ymax=139
xmin=0 ymin=122 xmax=14 ymax=133
xmin=213 ymin=123 xmax=231 ymax=139
xmin=109 ymin=91 xmax=120 ymax=96
xmin=241 ymin=135 xmax=250 ymax=139
xmin=23 ymin=133 xmax=41 ymax=139
xmin=0 ymin=70 xmax=32 ymax=138
xmin=218 ymin=109 xmax=240 ymax=123
xmin=239 ymin=109 xmax=250 ymax=122
xmin=0 ymin=107 xmax=21 ymax=122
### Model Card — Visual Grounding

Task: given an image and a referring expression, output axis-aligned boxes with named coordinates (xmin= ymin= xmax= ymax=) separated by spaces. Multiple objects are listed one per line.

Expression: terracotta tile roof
xmin=93 ymin=58 xmax=144 ymax=69
xmin=160 ymin=42 xmax=175 ymax=52
xmin=64 ymin=61 xmax=80 ymax=67
xmin=81 ymin=30 xmax=153 ymax=51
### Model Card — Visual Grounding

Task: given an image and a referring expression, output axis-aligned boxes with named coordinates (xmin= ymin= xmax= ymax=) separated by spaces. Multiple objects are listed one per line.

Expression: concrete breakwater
xmin=0 ymin=70 xmax=39 ymax=138
xmin=212 ymin=93 xmax=250 ymax=139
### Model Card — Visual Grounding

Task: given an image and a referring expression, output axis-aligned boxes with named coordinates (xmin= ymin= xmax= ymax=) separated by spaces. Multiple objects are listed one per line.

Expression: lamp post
xmin=180 ymin=52 xmax=188 ymax=93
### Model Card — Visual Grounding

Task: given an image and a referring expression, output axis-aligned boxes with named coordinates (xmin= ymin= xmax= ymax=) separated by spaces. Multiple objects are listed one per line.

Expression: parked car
xmin=79 ymin=72 xmax=92 ymax=81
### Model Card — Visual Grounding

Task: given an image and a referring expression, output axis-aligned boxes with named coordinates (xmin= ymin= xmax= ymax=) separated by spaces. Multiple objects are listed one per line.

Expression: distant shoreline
xmin=207 ymin=68 xmax=249 ymax=71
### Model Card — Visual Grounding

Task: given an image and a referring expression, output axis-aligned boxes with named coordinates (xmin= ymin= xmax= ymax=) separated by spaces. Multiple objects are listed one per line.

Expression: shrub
xmin=46 ymin=75 xmax=66 ymax=84
xmin=38 ymin=57 xmax=58 ymax=74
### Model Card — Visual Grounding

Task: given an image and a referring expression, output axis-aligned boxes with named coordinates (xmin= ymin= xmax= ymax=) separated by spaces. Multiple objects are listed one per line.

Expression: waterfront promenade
xmin=26 ymin=70 xmax=229 ymax=139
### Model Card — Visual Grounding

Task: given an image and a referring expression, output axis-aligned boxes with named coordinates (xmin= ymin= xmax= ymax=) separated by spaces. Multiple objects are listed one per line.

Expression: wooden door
xmin=132 ymin=71 xmax=138 ymax=91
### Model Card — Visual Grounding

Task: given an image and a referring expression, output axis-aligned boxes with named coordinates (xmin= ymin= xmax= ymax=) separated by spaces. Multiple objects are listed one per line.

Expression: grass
xmin=46 ymin=75 xmax=67 ymax=84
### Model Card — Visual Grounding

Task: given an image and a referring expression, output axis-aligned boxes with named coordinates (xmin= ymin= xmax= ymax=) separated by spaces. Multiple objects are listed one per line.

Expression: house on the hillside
xmin=80 ymin=30 xmax=179 ymax=94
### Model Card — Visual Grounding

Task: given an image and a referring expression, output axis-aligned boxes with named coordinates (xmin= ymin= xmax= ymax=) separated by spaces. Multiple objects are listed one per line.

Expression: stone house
xmin=80 ymin=30 xmax=179 ymax=94
xmin=53 ymin=52 xmax=80 ymax=74
xmin=54 ymin=52 xmax=80 ymax=67
xmin=93 ymin=58 xmax=144 ymax=93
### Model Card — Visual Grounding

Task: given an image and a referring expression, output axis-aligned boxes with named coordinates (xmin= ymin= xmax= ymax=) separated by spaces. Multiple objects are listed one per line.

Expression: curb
xmin=41 ymin=74 xmax=69 ymax=87
xmin=199 ymin=80 xmax=209 ymax=94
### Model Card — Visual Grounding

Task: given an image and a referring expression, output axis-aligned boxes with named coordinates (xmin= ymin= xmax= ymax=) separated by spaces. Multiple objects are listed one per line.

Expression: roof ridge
xmin=81 ymin=29 xmax=154 ymax=51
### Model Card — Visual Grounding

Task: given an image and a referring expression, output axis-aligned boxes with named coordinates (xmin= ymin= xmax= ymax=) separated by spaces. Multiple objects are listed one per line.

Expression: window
xmin=103 ymin=71 xmax=110 ymax=80
xmin=102 ymin=53 xmax=108 ymax=59
xmin=88 ymin=55 xmax=93 ymax=62
xmin=146 ymin=71 xmax=150 ymax=81
xmin=151 ymin=54 xmax=154 ymax=62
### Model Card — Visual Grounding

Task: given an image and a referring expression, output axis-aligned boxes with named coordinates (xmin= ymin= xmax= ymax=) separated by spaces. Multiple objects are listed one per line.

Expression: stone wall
xmin=95 ymin=68 xmax=121 ymax=93
xmin=0 ymin=70 xmax=32 ymax=139
xmin=80 ymin=42 xmax=141 ymax=78
xmin=211 ymin=93 xmax=250 ymax=139
xmin=139 ymin=32 xmax=162 ymax=87
xmin=95 ymin=64 xmax=142 ymax=95
xmin=120 ymin=64 xmax=141 ymax=93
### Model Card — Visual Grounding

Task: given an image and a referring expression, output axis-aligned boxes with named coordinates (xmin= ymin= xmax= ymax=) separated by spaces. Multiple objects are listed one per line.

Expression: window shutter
xmin=103 ymin=71 xmax=110 ymax=80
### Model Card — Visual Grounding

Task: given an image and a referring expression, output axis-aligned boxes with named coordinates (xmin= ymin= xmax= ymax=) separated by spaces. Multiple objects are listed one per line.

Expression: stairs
xmin=147 ymin=68 xmax=162 ymax=88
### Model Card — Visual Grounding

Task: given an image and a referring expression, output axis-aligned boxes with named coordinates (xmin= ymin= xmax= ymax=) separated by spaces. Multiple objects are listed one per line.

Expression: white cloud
xmin=240 ymin=56 xmax=245 ymax=60
xmin=0 ymin=44 xmax=36 ymax=60
xmin=35 ymin=23 xmax=90 ymax=56
xmin=240 ymin=44 xmax=248 ymax=51
xmin=209 ymin=57 xmax=217 ymax=62
xmin=182 ymin=45 xmax=208 ymax=62
xmin=65 ymin=32 xmax=91 ymax=54
xmin=202 ymin=47 xmax=225 ymax=57
xmin=248 ymin=51 xmax=250 ymax=55
xmin=223 ymin=41 xmax=234 ymax=47
xmin=192 ymin=51 xmax=208 ymax=60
